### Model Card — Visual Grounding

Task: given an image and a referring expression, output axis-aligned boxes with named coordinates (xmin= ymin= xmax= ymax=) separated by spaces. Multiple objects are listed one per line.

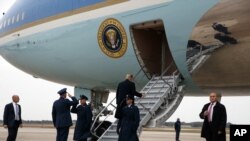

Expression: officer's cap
xmin=57 ymin=88 xmax=67 ymax=95
xmin=80 ymin=95 xmax=88 ymax=100
xmin=126 ymin=95 xmax=134 ymax=100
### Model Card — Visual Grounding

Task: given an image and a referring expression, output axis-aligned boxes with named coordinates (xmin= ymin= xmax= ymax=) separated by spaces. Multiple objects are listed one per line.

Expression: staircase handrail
xmin=90 ymin=96 xmax=117 ymax=138
xmin=136 ymin=62 xmax=179 ymax=118
xmin=135 ymin=75 xmax=160 ymax=117
xmin=134 ymin=65 xmax=146 ymax=80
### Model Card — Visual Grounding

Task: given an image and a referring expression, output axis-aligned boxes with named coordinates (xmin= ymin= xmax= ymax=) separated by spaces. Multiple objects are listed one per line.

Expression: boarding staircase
xmin=91 ymin=72 xmax=185 ymax=141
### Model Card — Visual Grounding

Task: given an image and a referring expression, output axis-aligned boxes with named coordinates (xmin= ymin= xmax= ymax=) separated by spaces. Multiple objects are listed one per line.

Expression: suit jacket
xmin=52 ymin=97 xmax=78 ymax=128
xmin=3 ymin=103 xmax=22 ymax=128
xmin=118 ymin=105 xmax=140 ymax=141
xmin=116 ymin=79 xmax=142 ymax=105
xmin=71 ymin=104 xmax=93 ymax=140
xmin=199 ymin=102 xmax=227 ymax=141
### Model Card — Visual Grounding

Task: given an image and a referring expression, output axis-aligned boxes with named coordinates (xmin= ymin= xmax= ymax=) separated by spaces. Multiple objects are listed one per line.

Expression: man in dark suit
xmin=174 ymin=118 xmax=181 ymax=141
xmin=117 ymin=95 xmax=140 ymax=141
xmin=115 ymin=74 xmax=143 ymax=119
xmin=71 ymin=95 xmax=93 ymax=141
xmin=3 ymin=95 xmax=23 ymax=141
xmin=199 ymin=92 xmax=227 ymax=141
xmin=52 ymin=88 xmax=78 ymax=141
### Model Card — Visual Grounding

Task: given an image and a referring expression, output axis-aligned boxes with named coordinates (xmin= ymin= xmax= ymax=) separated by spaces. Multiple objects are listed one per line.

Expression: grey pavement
xmin=0 ymin=127 xmax=229 ymax=141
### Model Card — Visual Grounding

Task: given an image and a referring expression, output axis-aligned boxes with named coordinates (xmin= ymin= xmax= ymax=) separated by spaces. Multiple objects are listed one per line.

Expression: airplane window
xmin=16 ymin=14 xmax=20 ymax=22
xmin=12 ymin=16 xmax=15 ymax=24
xmin=22 ymin=12 xmax=25 ymax=20
xmin=8 ymin=18 xmax=11 ymax=26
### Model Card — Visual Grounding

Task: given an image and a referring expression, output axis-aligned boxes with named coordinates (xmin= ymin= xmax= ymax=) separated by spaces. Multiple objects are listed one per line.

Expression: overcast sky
xmin=1 ymin=0 xmax=250 ymax=124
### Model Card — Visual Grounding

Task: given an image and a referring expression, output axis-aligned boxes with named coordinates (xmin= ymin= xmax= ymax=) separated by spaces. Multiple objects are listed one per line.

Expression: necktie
xmin=15 ymin=104 xmax=20 ymax=120
xmin=207 ymin=103 xmax=213 ymax=122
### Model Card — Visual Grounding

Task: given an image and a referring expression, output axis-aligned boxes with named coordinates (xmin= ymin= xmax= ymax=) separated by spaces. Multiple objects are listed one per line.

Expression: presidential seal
xmin=98 ymin=18 xmax=128 ymax=58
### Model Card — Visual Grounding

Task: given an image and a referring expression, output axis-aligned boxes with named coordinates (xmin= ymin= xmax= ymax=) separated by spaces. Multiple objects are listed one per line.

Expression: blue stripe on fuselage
xmin=0 ymin=0 xmax=104 ymax=35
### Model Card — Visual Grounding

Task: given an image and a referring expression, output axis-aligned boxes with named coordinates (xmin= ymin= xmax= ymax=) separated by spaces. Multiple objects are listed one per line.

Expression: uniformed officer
xmin=117 ymin=95 xmax=140 ymax=141
xmin=115 ymin=74 xmax=143 ymax=119
xmin=71 ymin=95 xmax=93 ymax=141
xmin=174 ymin=118 xmax=181 ymax=141
xmin=52 ymin=88 xmax=78 ymax=141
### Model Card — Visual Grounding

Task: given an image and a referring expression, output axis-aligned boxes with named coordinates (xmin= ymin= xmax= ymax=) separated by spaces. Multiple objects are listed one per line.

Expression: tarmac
xmin=0 ymin=127 xmax=230 ymax=141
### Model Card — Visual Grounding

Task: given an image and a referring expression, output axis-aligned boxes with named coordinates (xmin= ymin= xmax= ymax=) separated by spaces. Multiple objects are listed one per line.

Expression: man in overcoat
xmin=115 ymin=74 xmax=142 ymax=119
xmin=199 ymin=92 xmax=227 ymax=141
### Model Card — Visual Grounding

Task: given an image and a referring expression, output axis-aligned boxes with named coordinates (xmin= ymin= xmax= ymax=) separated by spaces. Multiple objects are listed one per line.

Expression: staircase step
xmin=103 ymin=130 xmax=118 ymax=136
xmin=134 ymin=96 xmax=161 ymax=101
xmin=153 ymin=76 xmax=177 ymax=80
xmin=100 ymin=136 xmax=118 ymax=141
xmin=145 ymin=84 xmax=170 ymax=89
xmin=140 ymin=111 xmax=149 ymax=116
xmin=137 ymin=96 xmax=162 ymax=100
xmin=135 ymin=99 xmax=159 ymax=104
xmin=137 ymin=104 xmax=154 ymax=110
xmin=143 ymin=87 xmax=170 ymax=92
xmin=135 ymin=100 xmax=156 ymax=105
xmin=154 ymin=76 xmax=176 ymax=79
xmin=109 ymin=124 xmax=117 ymax=130
xmin=141 ymin=88 xmax=170 ymax=93
xmin=149 ymin=79 xmax=175 ymax=84
xmin=140 ymin=91 xmax=165 ymax=95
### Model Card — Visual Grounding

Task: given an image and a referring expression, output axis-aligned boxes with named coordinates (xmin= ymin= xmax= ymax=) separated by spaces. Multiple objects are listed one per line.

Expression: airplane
xmin=1 ymin=0 xmax=250 ymax=140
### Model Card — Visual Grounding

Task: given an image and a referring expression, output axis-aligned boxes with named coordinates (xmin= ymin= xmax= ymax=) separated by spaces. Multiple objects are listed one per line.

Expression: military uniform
xmin=174 ymin=118 xmax=181 ymax=141
xmin=117 ymin=104 xmax=140 ymax=141
xmin=71 ymin=102 xmax=93 ymax=141
xmin=52 ymin=88 xmax=78 ymax=141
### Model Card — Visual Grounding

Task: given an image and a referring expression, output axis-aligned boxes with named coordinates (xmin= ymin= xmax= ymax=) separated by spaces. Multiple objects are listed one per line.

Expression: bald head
xmin=12 ymin=95 xmax=20 ymax=103
xmin=125 ymin=74 xmax=133 ymax=81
